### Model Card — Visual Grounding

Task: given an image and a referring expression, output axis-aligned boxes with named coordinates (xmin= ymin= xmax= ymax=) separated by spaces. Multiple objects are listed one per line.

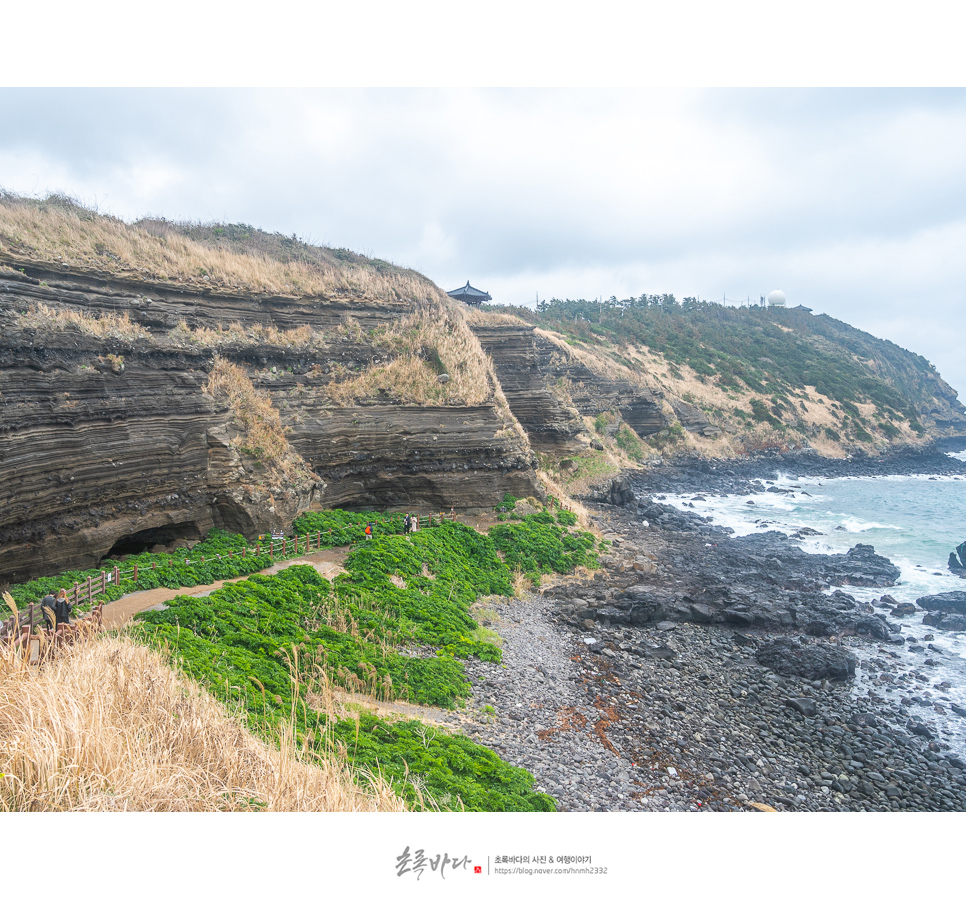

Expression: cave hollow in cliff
xmin=105 ymin=521 xmax=204 ymax=559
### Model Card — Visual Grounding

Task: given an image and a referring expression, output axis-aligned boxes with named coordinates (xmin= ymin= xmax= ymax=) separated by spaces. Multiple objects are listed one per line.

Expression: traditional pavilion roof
xmin=446 ymin=281 xmax=492 ymax=304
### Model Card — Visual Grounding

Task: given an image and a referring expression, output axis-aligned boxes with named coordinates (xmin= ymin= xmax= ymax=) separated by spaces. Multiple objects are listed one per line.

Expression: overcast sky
xmin=3 ymin=86 xmax=965 ymax=398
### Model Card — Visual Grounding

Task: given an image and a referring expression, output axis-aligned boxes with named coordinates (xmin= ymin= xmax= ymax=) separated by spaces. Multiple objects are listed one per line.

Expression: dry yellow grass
xmin=461 ymin=306 xmax=531 ymax=326
xmin=11 ymin=302 xmax=151 ymax=342
xmin=0 ymin=636 xmax=406 ymax=811
xmin=0 ymin=193 xmax=445 ymax=306
xmin=204 ymin=357 xmax=317 ymax=487
xmin=326 ymin=306 xmax=494 ymax=407
xmin=535 ymin=327 xmax=641 ymax=385
xmin=174 ymin=320 xmax=319 ymax=349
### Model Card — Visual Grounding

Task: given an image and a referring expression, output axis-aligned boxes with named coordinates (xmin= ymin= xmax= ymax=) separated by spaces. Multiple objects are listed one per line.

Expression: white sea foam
xmin=835 ymin=516 xmax=902 ymax=533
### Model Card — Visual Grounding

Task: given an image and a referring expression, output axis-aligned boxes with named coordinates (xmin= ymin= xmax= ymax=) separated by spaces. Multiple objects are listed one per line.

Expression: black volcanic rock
xmin=917 ymin=591 xmax=966 ymax=614
xmin=756 ymin=638 xmax=857 ymax=681
xmin=917 ymin=591 xmax=966 ymax=631
xmin=947 ymin=540 xmax=966 ymax=576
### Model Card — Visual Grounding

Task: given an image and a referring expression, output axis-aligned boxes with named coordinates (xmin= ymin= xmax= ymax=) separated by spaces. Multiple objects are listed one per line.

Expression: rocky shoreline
xmin=617 ymin=441 xmax=966 ymax=500
xmin=450 ymin=458 xmax=966 ymax=811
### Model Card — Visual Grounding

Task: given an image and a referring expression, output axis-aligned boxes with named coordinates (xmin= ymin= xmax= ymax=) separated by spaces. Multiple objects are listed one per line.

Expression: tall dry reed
xmin=0 ymin=636 xmax=406 ymax=811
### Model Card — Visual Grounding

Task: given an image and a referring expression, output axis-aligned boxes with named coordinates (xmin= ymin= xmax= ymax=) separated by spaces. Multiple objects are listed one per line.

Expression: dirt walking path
xmin=101 ymin=549 xmax=350 ymax=630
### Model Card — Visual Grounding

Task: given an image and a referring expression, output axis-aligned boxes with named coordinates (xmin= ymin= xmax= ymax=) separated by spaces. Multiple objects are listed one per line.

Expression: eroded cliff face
xmin=215 ymin=339 xmax=540 ymax=511
xmin=0 ymin=326 xmax=320 ymax=583
xmin=0 ymin=259 xmax=404 ymax=335
xmin=0 ymin=264 xmax=542 ymax=583
xmin=471 ymin=324 xmax=672 ymax=451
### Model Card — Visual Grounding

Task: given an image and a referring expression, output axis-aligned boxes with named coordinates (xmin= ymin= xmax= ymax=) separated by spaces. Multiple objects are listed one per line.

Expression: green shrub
xmin=614 ymin=423 xmax=645 ymax=461
xmin=649 ymin=421 xmax=686 ymax=449
xmin=489 ymin=516 xmax=598 ymax=584
xmin=292 ymin=509 xmax=408 ymax=543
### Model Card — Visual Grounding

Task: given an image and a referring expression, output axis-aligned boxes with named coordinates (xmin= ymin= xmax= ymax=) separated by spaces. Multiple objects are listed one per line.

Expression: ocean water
xmin=654 ymin=450 xmax=966 ymax=754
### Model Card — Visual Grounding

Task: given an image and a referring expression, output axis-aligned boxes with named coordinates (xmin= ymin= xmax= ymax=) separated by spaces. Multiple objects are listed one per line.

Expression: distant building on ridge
xmin=767 ymin=289 xmax=787 ymax=307
xmin=447 ymin=281 xmax=492 ymax=306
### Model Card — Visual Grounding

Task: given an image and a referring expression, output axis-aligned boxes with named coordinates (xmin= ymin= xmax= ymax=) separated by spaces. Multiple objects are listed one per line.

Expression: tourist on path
xmin=53 ymin=589 xmax=72 ymax=627
xmin=40 ymin=592 xmax=56 ymax=631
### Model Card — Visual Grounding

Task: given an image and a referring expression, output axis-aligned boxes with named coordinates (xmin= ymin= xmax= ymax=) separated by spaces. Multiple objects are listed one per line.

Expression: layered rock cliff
xmin=0 ymin=259 xmax=540 ymax=584
xmin=471 ymin=324 xmax=672 ymax=452
xmin=0 ymin=324 xmax=320 ymax=582
xmin=5 ymin=194 xmax=966 ymax=587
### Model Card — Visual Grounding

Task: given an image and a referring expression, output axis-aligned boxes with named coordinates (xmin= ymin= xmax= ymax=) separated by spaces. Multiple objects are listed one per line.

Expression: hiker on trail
xmin=365 ymin=522 xmax=373 ymax=540
xmin=53 ymin=589 xmax=72 ymax=628
xmin=404 ymin=513 xmax=411 ymax=533
xmin=40 ymin=592 xmax=56 ymax=631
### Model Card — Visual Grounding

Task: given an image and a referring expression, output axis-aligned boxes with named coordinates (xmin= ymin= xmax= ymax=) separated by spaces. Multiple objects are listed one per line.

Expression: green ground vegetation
xmin=12 ymin=502 xmax=595 ymax=809
xmin=489 ymin=511 xmax=599 ymax=585
xmin=8 ymin=530 xmax=271 ymax=610
xmin=127 ymin=508 xmax=595 ymax=810
xmin=9 ymin=512 xmax=411 ymax=612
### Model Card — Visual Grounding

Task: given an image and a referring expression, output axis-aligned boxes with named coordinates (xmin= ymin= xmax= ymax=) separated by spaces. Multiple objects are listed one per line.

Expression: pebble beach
xmin=450 ymin=499 xmax=966 ymax=812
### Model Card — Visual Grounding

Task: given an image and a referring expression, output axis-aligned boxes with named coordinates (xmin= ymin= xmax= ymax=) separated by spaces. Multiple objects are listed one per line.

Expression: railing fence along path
xmin=1 ymin=509 xmax=457 ymax=641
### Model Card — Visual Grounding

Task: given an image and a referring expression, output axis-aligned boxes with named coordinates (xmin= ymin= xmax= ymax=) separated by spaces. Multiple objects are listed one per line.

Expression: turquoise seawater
xmin=657 ymin=450 xmax=966 ymax=754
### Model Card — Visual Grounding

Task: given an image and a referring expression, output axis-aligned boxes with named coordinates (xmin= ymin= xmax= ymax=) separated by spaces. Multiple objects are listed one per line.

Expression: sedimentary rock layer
xmin=0 ymin=267 xmax=544 ymax=582
xmin=472 ymin=324 xmax=669 ymax=451
xmin=0 ymin=260 xmax=403 ymax=333
xmin=0 ymin=327 xmax=301 ymax=582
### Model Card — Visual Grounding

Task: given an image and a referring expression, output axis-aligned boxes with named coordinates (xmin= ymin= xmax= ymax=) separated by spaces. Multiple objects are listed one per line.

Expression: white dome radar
xmin=767 ymin=289 xmax=787 ymax=307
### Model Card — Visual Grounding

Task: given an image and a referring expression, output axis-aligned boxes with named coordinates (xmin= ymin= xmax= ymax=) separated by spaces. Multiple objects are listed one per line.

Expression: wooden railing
xmin=1 ymin=510 xmax=456 ymax=642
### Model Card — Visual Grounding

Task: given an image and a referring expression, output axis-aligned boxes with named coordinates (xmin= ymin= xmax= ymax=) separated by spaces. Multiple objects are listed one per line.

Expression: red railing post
xmin=133 ymin=564 xmax=138 ymax=582
xmin=269 ymin=541 xmax=274 ymax=560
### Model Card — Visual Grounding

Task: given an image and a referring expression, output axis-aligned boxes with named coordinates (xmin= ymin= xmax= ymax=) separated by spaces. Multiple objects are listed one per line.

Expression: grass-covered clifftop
xmin=0 ymin=191 xmax=445 ymax=305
